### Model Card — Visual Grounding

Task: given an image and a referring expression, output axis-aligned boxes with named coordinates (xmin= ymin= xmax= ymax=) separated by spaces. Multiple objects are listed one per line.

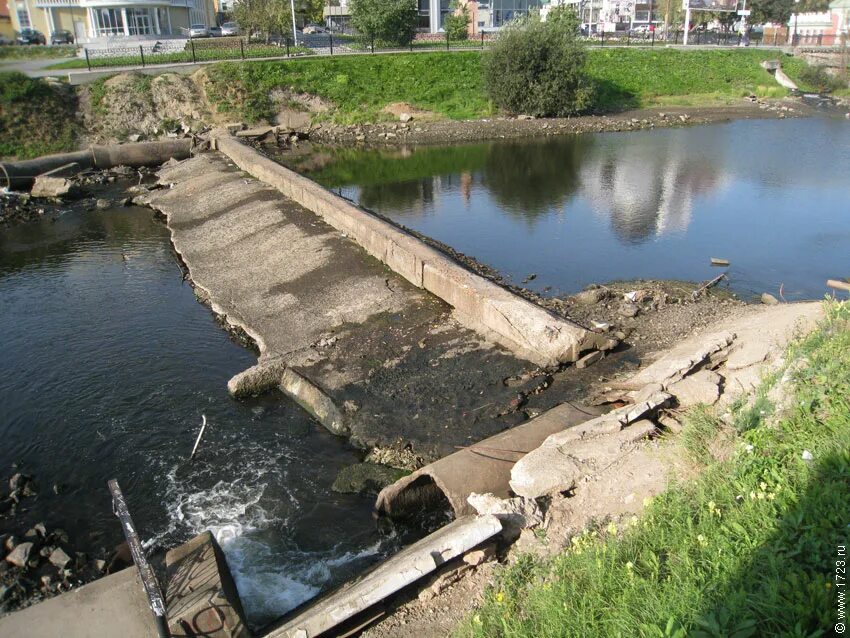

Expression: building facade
xmin=9 ymin=0 xmax=215 ymax=43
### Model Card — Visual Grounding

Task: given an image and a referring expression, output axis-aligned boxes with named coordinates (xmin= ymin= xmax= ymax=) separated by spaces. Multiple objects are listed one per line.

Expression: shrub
xmin=350 ymin=0 xmax=418 ymax=46
xmin=445 ymin=1 xmax=470 ymax=41
xmin=483 ymin=7 xmax=595 ymax=117
xmin=798 ymin=64 xmax=844 ymax=93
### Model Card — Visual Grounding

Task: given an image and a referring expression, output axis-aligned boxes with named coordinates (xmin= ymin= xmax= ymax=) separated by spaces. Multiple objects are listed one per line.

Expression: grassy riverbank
xmin=204 ymin=48 xmax=814 ymax=123
xmin=0 ymin=71 xmax=79 ymax=159
xmin=460 ymin=300 xmax=850 ymax=638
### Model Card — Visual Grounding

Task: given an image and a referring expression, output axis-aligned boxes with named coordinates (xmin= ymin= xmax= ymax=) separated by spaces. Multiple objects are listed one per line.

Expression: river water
xmin=289 ymin=117 xmax=850 ymax=300
xmin=1 ymin=116 xmax=847 ymax=628
xmin=0 ymin=204 xmax=400 ymax=628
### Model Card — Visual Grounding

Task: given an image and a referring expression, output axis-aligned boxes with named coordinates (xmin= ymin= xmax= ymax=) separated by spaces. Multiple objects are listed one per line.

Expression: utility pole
xmin=290 ymin=0 xmax=297 ymax=45
xmin=683 ymin=0 xmax=691 ymax=44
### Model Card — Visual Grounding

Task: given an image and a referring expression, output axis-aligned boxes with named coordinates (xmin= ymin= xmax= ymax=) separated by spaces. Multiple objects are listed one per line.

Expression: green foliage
xmin=0 ymin=45 xmax=76 ymax=60
xmin=483 ymin=8 xmax=595 ymax=117
xmin=0 ymin=72 xmax=78 ymax=159
xmin=445 ymin=1 xmax=471 ymax=41
xmin=798 ymin=65 xmax=845 ymax=93
xmin=749 ymin=0 xmax=793 ymax=25
xmin=350 ymin=0 xmax=418 ymax=46
xmin=461 ymin=300 xmax=850 ymax=638
xmin=233 ymin=0 xmax=293 ymax=39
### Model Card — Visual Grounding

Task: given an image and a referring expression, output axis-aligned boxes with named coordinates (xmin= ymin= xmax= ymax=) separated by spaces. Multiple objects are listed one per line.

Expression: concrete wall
xmin=214 ymin=136 xmax=611 ymax=367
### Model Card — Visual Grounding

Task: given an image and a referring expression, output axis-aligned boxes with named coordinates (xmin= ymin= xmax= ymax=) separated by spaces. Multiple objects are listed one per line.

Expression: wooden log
xmin=710 ymin=258 xmax=730 ymax=267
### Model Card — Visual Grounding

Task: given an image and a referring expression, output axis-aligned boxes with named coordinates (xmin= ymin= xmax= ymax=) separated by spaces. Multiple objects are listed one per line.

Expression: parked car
xmin=221 ymin=22 xmax=239 ymax=36
xmin=16 ymin=28 xmax=46 ymax=45
xmin=188 ymin=24 xmax=209 ymax=38
xmin=50 ymin=30 xmax=74 ymax=45
xmin=209 ymin=26 xmax=222 ymax=37
xmin=302 ymin=24 xmax=326 ymax=34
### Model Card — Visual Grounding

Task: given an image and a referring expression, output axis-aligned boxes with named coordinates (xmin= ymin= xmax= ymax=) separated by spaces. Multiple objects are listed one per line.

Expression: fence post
xmin=329 ymin=31 xmax=333 ymax=55
xmin=600 ymin=30 xmax=604 ymax=46
xmin=675 ymin=30 xmax=679 ymax=45
xmin=626 ymin=30 xmax=630 ymax=46
xmin=286 ymin=36 xmax=290 ymax=56
xmin=696 ymin=30 xmax=701 ymax=45
xmin=190 ymin=37 xmax=196 ymax=63
xmin=139 ymin=45 xmax=145 ymax=67
xmin=240 ymin=37 xmax=245 ymax=59
xmin=817 ymin=33 xmax=822 ymax=45
xmin=651 ymin=29 xmax=655 ymax=46
xmin=446 ymin=31 xmax=450 ymax=50
xmin=371 ymin=35 xmax=375 ymax=53
xmin=84 ymin=47 xmax=91 ymax=71
xmin=481 ymin=31 xmax=485 ymax=48
xmin=737 ymin=32 xmax=741 ymax=46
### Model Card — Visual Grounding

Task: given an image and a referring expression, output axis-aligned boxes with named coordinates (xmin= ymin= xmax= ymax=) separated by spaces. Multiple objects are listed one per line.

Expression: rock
xmin=619 ymin=302 xmax=640 ymax=318
xmin=40 ymin=575 xmax=52 ymax=588
xmin=34 ymin=522 xmax=46 ymax=538
xmin=573 ymin=288 xmax=609 ymax=305
xmin=48 ymin=547 xmax=72 ymax=569
xmin=4 ymin=535 xmax=17 ymax=552
xmin=332 ymin=463 xmax=407 ymax=496
xmin=9 ymin=473 xmax=28 ymax=491
xmin=667 ymin=369 xmax=722 ymax=407
xmin=467 ymin=493 xmax=543 ymax=530
xmin=5 ymin=542 xmax=34 ymax=568
xmin=462 ymin=543 xmax=496 ymax=566
xmin=399 ymin=112 xmax=413 ymax=123
xmin=575 ymin=350 xmax=603 ymax=369
xmin=127 ymin=133 xmax=142 ymax=142
xmin=761 ymin=293 xmax=779 ymax=305
xmin=94 ymin=559 xmax=107 ymax=572
xmin=95 ymin=199 xmax=112 ymax=210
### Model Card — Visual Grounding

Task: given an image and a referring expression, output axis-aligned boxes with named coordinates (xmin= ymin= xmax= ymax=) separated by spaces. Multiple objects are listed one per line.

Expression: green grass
xmin=45 ymin=44 xmax=313 ymax=70
xmin=199 ymin=48 xmax=818 ymax=124
xmin=0 ymin=71 xmax=79 ymax=159
xmin=203 ymin=52 xmax=491 ymax=123
xmin=461 ymin=299 xmax=850 ymax=638
xmin=0 ymin=44 xmax=77 ymax=60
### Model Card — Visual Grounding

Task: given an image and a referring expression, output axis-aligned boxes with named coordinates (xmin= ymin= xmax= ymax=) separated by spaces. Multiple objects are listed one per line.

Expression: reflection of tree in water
xmin=359 ymin=178 xmax=436 ymax=212
xmin=481 ymin=138 xmax=591 ymax=221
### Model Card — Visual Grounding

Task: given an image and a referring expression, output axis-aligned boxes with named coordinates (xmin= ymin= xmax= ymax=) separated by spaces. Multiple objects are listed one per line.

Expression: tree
xmin=350 ymin=0 xmax=418 ymax=45
xmin=749 ymin=0 xmax=794 ymax=24
xmin=444 ymin=1 xmax=470 ymax=40
xmin=483 ymin=7 xmax=595 ymax=117
xmin=234 ymin=0 xmax=292 ymax=39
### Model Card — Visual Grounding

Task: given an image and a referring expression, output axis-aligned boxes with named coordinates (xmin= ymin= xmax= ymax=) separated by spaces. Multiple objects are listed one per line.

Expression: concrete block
xmin=279 ymin=368 xmax=348 ymax=436
xmin=31 ymin=162 xmax=79 ymax=198
xmin=165 ymin=531 xmax=251 ymax=638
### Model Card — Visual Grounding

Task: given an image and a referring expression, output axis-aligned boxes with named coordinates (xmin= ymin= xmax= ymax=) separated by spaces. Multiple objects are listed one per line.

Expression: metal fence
xmin=79 ymin=28 xmax=842 ymax=71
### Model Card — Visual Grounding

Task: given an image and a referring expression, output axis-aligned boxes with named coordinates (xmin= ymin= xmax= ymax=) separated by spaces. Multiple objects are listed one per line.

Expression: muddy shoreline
xmin=308 ymin=100 xmax=812 ymax=147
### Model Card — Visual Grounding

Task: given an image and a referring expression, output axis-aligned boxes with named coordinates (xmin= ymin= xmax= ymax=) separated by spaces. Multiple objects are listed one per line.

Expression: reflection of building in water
xmin=580 ymin=137 xmax=727 ymax=244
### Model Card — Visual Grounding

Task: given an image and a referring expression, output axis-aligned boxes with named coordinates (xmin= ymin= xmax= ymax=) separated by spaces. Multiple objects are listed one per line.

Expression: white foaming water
xmin=149 ymin=456 xmax=390 ymax=627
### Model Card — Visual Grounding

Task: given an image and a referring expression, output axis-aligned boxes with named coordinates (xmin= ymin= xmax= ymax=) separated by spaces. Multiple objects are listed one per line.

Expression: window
xmin=95 ymin=8 xmax=125 ymax=36
xmin=417 ymin=0 xmax=429 ymax=30
xmin=16 ymin=2 xmax=31 ymax=28
xmin=190 ymin=7 xmax=205 ymax=26
xmin=128 ymin=8 xmax=154 ymax=35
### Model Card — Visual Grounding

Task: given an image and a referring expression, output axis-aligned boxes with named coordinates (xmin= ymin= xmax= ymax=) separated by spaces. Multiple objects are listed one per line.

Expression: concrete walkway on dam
xmin=141 ymin=152 xmax=606 ymax=459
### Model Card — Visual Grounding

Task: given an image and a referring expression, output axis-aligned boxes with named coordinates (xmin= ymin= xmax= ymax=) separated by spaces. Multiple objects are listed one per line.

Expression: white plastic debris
xmin=801 ymin=450 xmax=813 ymax=461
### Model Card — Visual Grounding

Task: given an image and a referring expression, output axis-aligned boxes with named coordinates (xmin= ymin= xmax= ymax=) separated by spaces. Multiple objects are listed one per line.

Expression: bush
xmin=350 ymin=0 xmax=418 ymax=46
xmin=445 ymin=1 xmax=470 ymax=41
xmin=798 ymin=64 xmax=844 ymax=93
xmin=483 ymin=7 xmax=595 ymax=117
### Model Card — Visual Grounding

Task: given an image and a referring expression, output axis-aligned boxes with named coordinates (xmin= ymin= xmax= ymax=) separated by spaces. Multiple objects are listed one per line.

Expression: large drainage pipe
xmin=0 ymin=140 xmax=193 ymax=191
xmin=374 ymin=401 xmax=603 ymax=520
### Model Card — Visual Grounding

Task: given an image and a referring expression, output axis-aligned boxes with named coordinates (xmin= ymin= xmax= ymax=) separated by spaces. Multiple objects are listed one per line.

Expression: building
xmin=541 ymin=0 xmax=658 ymax=31
xmin=323 ymin=0 xmax=546 ymax=34
xmin=8 ymin=0 xmax=215 ymax=44
xmin=788 ymin=2 xmax=849 ymax=44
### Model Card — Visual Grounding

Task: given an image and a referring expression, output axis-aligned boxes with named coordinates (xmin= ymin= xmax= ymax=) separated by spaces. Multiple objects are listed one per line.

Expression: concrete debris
xmin=48 ymin=548 xmax=72 ymax=569
xmin=619 ymin=302 xmax=639 ymax=318
xmin=761 ymin=292 xmax=780 ymax=305
xmin=399 ymin=112 xmax=413 ymax=123
xmin=667 ymin=369 xmax=722 ymax=407
xmin=575 ymin=350 xmax=603 ymax=369
xmin=467 ymin=492 xmax=544 ymax=530
xmin=462 ymin=543 xmax=496 ymax=567
xmin=31 ymin=163 xmax=79 ymax=199
xmin=5 ymin=542 xmax=34 ymax=568
xmin=710 ymin=257 xmax=730 ymax=267
xmin=827 ymin=279 xmax=850 ymax=292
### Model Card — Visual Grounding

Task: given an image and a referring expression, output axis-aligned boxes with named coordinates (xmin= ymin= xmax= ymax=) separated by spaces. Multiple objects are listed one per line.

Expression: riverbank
xmin=458 ymin=299 xmax=850 ymax=638
xmin=2 ymin=48 xmax=844 ymax=160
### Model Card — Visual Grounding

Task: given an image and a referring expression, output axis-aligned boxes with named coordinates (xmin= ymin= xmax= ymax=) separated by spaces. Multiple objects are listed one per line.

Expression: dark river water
xmin=0 ymin=205 xmax=398 ymax=627
xmin=288 ymin=117 xmax=850 ymax=300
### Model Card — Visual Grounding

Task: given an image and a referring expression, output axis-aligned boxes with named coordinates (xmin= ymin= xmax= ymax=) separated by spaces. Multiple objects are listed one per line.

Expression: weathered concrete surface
xmin=265 ymin=515 xmax=502 ymax=638
xmin=213 ymin=136 xmax=611 ymax=368
xmin=166 ymin=531 xmax=250 ymax=638
xmin=141 ymin=153 xmax=594 ymax=459
xmin=0 ymin=567 xmax=159 ymax=638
